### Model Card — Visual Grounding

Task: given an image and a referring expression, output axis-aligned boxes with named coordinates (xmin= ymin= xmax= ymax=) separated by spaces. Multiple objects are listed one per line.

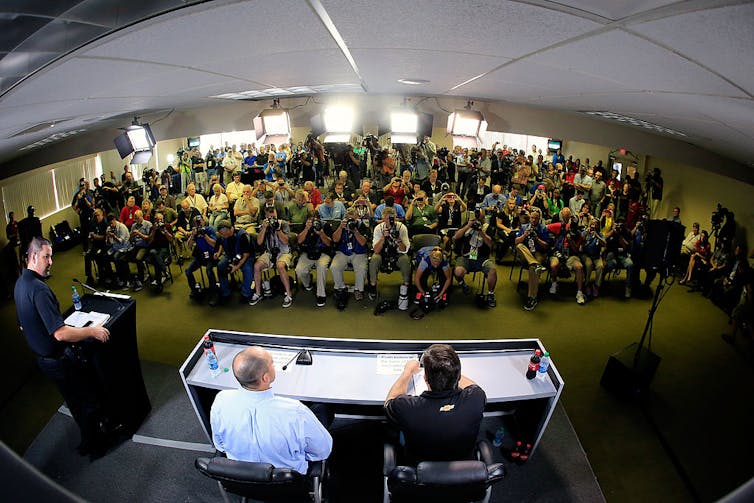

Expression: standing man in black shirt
xmin=14 ymin=237 xmax=112 ymax=458
xmin=384 ymin=344 xmax=486 ymax=464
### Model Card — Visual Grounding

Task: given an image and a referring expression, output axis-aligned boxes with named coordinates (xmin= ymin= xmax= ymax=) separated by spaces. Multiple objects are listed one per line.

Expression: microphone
xmin=73 ymin=278 xmax=126 ymax=310
xmin=282 ymin=349 xmax=313 ymax=370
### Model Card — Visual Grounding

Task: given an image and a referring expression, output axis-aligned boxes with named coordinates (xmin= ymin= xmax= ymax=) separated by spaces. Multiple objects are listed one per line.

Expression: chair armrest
xmin=383 ymin=443 xmax=397 ymax=476
xmin=486 ymin=462 xmax=506 ymax=483
xmin=476 ymin=439 xmax=494 ymax=466
xmin=195 ymin=457 xmax=210 ymax=471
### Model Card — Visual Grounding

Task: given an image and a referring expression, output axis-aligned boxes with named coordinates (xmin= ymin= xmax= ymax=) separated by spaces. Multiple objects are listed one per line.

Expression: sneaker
xmin=150 ymin=279 xmax=160 ymax=288
xmin=576 ymin=291 xmax=586 ymax=305
xmin=366 ymin=283 xmax=377 ymax=301
xmin=282 ymin=294 xmax=293 ymax=308
xmin=592 ymin=285 xmax=600 ymax=298
xmin=549 ymin=282 xmax=558 ymax=295
xmin=584 ymin=285 xmax=592 ymax=297
xmin=354 ymin=290 xmax=364 ymax=301
xmin=248 ymin=293 xmax=262 ymax=306
xmin=132 ymin=280 xmax=144 ymax=292
xmin=316 ymin=296 xmax=326 ymax=307
xmin=523 ymin=296 xmax=538 ymax=311
xmin=460 ymin=282 xmax=470 ymax=295
xmin=302 ymin=282 xmax=313 ymax=292
xmin=124 ymin=281 xmax=132 ymax=291
xmin=208 ymin=292 xmax=219 ymax=307
xmin=625 ymin=286 xmax=632 ymax=298
xmin=487 ymin=293 xmax=497 ymax=308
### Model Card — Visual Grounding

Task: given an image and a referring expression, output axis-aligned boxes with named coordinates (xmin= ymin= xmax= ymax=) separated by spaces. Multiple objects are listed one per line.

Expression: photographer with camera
xmin=515 ymin=207 xmax=552 ymax=311
xmin=248 ymin=205 xmax=294 ymax=308
xmin=146 ymin=212 xmax=173 ymax=290
xmin=295 ymin=214 xmax=334 ymax=307
xmin=233 ymin=184 xmax=259 ymax=234
xmin=330 ymin=207 xmax=369 ymax=306
xmin=420 ymin=169 xmax=443 ymax=204
xmin=468 ymin=174 xmax=491 ymax=207
xmin=174 ymin=200 xmax=201 ymax=262
xmin=367 ymin=208 xmax=411 ymax=305
xmin=185 ymin=214 xmax=218 ymax=300
xmin=405 ymin=191 xmax=438 ymax=237
xmin=529 ymin=184 xmax=549 ymax=217
xmin=414 ymin=246 xmax=452 ymax=312
xmin=453 ymin=207 xmax=497 ymax=308
xmin=492 ymin=197 xmax=519 ymax=264
xmin=382 ymin=176 xmax=408 ymax=207
xmin=72 ymin=179 xmax=94 ymax=252
xmin=286 ymin=189 xmax=314 ymax=227
xmin=104 ymin=214 xmax=132 ymax=289
xmin=213 ymin=220 xmax=254 ymax=305
xmin=83 ymin=209 xmax=109 ymax=286
xmin=546 ymin=209 xmax=586 ymax=304
xmin=272 ymin=175 xmax=294 ymax=205
xmin=604 ymin=216 xmax=635 ymax=298
xmin=121 ymin=172 xmax=143 ymax=207
xmin=121 ymin=210 xmax=152 ymax=291
xmin=435 ymin=191 xmax=466 ymax=237
xmin=580 ymin=218 xmax=606 ymax=298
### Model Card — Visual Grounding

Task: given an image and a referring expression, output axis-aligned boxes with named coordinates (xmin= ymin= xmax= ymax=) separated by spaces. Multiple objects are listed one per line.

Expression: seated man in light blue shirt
xmin=210 ymin=346 xmax=333 ymax=474
xmin=374 ymin=195 xmax=406 ymax=223
xmin=317 ymin=192 xmax=347 ymax=221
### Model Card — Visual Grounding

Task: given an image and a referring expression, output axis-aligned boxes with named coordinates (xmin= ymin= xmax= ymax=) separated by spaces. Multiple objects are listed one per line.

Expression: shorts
xmin=257 ymin=252 xmax=293 ymax=270
xmin=455 ymin=256 xmax=493 ymax=274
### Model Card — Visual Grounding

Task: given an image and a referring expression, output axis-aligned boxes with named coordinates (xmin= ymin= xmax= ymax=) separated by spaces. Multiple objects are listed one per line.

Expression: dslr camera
xmin=312 ymin=219 xmax=323 ymax=232
xmin=346 ymin=218 xmax=359 ymax=231
xmin=266 ymin=217 xmax=280 ymax=231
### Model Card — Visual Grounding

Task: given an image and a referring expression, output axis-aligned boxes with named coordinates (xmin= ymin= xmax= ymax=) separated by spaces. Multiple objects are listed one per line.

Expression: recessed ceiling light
xmin=582 ymin=111 xmax=687 ymax=137
xmin=398 ymin=78 xmax=430 ymax=86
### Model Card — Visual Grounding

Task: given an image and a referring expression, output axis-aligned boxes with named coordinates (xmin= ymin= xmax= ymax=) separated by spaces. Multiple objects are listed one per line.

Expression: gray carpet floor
xmin=23 ymin=360 xmax=604 ymax=502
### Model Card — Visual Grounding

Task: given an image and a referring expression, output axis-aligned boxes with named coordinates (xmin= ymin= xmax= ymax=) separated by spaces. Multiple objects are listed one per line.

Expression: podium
xmin=64 ymin=294 xmax=151 ymax=433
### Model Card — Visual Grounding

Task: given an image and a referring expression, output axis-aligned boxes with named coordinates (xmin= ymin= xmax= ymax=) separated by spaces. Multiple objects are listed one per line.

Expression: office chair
xmin=383 ymin=439 xmax=505 ymax=503
xmin=195 ymin=456 xmax=325 ymax=503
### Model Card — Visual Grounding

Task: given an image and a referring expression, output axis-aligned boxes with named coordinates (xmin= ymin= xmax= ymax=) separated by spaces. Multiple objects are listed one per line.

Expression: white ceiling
xmin=0 ymin=0 xmax=753 ymax=177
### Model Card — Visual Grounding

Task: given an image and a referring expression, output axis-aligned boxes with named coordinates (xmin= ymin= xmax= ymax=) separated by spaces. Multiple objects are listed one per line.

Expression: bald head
xmin=232 ymin=346 xmax=274 ymax=390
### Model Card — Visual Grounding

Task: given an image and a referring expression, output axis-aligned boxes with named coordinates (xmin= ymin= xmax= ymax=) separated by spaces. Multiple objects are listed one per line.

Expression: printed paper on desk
xmin=269 ymin=350 xmax=296 ymax=372
xmin=376 ymin=354 xmax=418 ymax=375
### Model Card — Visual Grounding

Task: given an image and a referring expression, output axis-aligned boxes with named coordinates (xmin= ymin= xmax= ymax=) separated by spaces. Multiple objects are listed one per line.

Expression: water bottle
xmin=492 ymin=425 xmax=505 ymax=447
xmin=537 ymin=351 xmax=550 ymax=380
xmin=526 ymin=349 xmax=541 ymax=380
xmin=203 ymin=335 xmax=221 ymax=377
xmin=71 ymin=286 xmax=82 ymax=311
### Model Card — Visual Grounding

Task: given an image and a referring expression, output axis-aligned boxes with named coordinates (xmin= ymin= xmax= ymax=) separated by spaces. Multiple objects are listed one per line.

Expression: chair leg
xmin=481 ymin=486 xmax=492 ymax=503
xmin=383 ymin=477 xmax=391 ymax=503
xmin=216 ymin=481 xmax=232 ymax=503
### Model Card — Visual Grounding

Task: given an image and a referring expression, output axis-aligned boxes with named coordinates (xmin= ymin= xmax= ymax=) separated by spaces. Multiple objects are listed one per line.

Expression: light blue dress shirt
xmin=210 ymin=388 xmax=333 ymax=474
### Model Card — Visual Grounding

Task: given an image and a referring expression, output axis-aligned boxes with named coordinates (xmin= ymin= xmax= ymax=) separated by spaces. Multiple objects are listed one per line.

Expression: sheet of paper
xmin=376 ymin=354 xmax=418 ymax=375
xmin=87 ymin=311 xmax=110 ymax=326
xmin=269 ymin=350 xmax=297 ymax=372
xmin=410 ymin=369 xmax=428 ymax=396
xmin=64 ymin=311 xmax=89 ymax=328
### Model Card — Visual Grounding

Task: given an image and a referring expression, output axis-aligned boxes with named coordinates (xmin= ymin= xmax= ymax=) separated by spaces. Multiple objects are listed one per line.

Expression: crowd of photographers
xmin=72 ymin=137 xmax=751 ymax=322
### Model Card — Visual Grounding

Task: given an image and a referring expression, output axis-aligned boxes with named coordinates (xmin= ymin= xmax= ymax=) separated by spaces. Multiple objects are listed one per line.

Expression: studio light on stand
xmin=253 ymin=98 xmax=291 ymax=145
xmin=114 ymin=117 xmax=156 ymax=165
xmin=446 ymin=100 xmax=486 ymax=149
xmin=322 ymin=105 xmax=354 ymax=144
xmin=390 ymin=110 xmax=418 ymax=145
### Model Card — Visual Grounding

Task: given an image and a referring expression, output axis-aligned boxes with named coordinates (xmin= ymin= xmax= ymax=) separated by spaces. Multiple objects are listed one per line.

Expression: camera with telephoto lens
xmin=195 ymin=226 xmax=206 ymax=237
xmin=267 ymin=217 xmax=280 ymax=231
xmin=711 ymin=203 xmax=727 ymax=230
xmin=230 ymin=253 xmax=242 ymax=266
xmin=347 ymin=219 xmax=358 ymax=231
xmin=471 ymin=219 xmax=482 ymax=231
xmin=312 ymin=219 xmax=323 ymax=232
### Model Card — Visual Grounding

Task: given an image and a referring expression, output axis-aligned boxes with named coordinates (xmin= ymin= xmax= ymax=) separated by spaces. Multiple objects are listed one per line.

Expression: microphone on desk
xmin=282 ymin=349 xmax=313 ymax=370
xmin=73 ymin=278 xmax=126 ymax=310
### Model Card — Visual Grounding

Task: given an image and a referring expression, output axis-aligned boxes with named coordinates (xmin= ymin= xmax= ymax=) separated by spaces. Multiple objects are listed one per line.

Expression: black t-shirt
xmin=385 ymin=385 xmax=486 ymax=464
xmin=14 ymin=269 xmax=66 ymax=358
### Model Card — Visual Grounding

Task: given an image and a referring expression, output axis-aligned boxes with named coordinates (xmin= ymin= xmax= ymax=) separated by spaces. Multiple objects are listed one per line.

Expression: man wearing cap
xmin=185 ymin=213 xmax=218 ymax=300
xmin=330 ymin=207 xmax=369 ymax=304
xmin=157 ymin=185 xmax=176 ymax=210
xmin=317 ymin=192 xmax=347 ymax=221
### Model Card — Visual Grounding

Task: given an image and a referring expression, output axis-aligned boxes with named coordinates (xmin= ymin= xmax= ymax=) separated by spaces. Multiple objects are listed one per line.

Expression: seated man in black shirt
xmin=384 ymin=344 xmax=486 ymax=464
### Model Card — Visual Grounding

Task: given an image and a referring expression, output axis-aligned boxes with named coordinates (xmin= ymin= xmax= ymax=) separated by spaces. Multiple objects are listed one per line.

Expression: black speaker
xmin=309 ymin=114 xmax=325 ymax=138
xmin=601 ymin=343 xmax=661 ymax=399
xmin=643 ymin=219 xmax=685 ymax=272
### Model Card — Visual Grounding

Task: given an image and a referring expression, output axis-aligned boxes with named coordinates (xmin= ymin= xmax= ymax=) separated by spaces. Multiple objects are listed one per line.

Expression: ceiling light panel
xmin=583 ymin=111 xmax=686 ymax=136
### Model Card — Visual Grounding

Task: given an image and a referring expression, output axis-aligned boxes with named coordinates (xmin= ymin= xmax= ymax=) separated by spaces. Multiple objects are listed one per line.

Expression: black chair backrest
xmin=388 ymin=460 xmax=489 ymax=502
xmin=195 ymin=457 xmax=312 ymax=503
